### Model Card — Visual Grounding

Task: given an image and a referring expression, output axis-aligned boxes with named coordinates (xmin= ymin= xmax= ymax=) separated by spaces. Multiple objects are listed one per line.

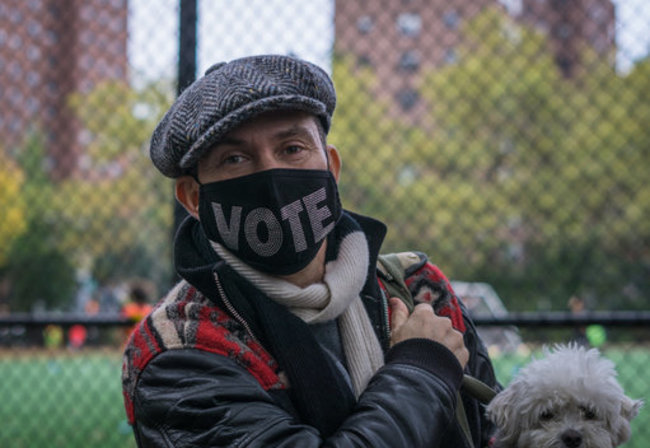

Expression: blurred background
xmin=0 ymin=0 xmax=648 ymax=446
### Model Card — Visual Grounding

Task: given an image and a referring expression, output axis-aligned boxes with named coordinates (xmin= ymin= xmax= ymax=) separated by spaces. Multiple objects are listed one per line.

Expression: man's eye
xmin=285 ymin=145 xmax=304 ymax=155
xmin=223 ymin=154 xmax=245 ymax=164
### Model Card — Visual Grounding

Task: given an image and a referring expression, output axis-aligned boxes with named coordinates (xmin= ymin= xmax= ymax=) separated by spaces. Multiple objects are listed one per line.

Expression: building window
xmin=28 ymin=0 xmax=41 ymax=11
xmin=80 ymin=29 xmax=96 ymax=45
xmin=396 ymin=88 xmax=419 ymax=111
xmin=357 ymin=15 xmax=374 ymax=34
xmin=26 ymin=71 xmax=40 ymax=87
xmin=27 ymin=19 xmax=42 ymax=37
xmin=26 ymin=97 xmax=40 ymax=114
xmin=443 ymin=10 xmax=459 ymax=29
xmin=396 ymin=13 xmax=421 ymax=37
xmin=9 ymin=34 xmax=22 ymax=50
xmin=357 ymin=54 xmax=373 ymax=68
xmin=398 ymin=50 xmax=420 ymax=72
xmin=9 ymin=9 xmax=23 ymax=24
xmin=557 ymin=23 xmax=572 ymax=39
xmin=444 ymin=48 xmax=458 ymax=64
xmin=590 ymin=5 xmax=607 ymax=23
xmin=27 ymin=45 xmax=41 ymax=61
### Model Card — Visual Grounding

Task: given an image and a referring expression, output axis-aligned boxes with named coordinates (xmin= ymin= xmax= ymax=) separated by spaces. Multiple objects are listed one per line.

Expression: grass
xmin=0 ymin=349 xmax=135 ymax=448
xmin=0 ymin=345 xmax=647 ymax=447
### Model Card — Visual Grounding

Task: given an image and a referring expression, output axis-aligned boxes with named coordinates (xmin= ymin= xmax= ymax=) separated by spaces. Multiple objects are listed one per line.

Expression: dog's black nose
xmin=561 ymin=429 xmax=582 ymax=447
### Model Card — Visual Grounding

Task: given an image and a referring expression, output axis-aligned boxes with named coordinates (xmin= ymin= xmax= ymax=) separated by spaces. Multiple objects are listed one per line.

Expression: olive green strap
xmin=377 ymin=253 xmax=499 ymax=447
xmin=455 ymin=391 xmax=475 ymax=448
xmin=456 ymin=375 xmax=499 ymax=447
xmin=462 ymin=374 xmax=498 ymax=405
xmin=376 ymin=252 xmax=419 ymax=311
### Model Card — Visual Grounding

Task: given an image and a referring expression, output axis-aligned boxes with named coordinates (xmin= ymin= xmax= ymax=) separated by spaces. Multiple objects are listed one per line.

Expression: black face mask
xmin=198 ymin=168 xmax=342 ymax=275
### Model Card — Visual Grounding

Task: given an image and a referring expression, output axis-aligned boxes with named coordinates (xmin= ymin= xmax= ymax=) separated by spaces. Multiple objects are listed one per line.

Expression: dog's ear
xmin=612 ymin=397 xmax=643 ymax=445
xmin=486 ymin=383 xmax=523 ymax=445
xmin=621 ymin=397 xmax=643 ymax=421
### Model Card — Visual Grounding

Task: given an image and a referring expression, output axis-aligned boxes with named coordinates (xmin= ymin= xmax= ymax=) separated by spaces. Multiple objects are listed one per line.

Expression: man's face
xmin=197 ymin=110 xmax=331 ymax=183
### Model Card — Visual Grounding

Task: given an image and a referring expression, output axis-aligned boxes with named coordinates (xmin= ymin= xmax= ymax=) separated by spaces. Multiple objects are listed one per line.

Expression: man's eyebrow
xmin=213 ymin=124 xmax=315 ymax=149
xmin=273 ymin=124 xmax=314 ymax=140
xmin=216 ymin=137 xmax=245 ymax=147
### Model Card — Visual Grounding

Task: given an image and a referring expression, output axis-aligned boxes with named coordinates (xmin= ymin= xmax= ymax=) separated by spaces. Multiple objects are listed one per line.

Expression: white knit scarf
xmin=211 ymin=231 xmax=385 ymax=396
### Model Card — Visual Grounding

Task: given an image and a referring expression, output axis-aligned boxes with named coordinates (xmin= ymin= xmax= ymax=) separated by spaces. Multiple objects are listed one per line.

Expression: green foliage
xmin=0 ymin=150 xmax=27 ymax=266
xmin=67 ymin=80 xmax=173 ymax=162
xmin=329 ymin=54 xmax=408 ymax=219
xmin=331 ymin=8 xmax=649 ymax=311
xmin=1 ymin=133 xmax=77 ymax=311
xmin=62 ymin=80 xmax=175 ymax=289
xmin=2 ymin=80 xmax=175 ymax=311
xmin=4 ymin=241 xmax=77 ymax=312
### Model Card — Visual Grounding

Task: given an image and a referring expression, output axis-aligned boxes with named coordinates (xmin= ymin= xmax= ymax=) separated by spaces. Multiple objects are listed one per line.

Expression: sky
xmin=127 ymin=0 xmax=649 ymax=85
xmin=128 ymin=0 xmax=333 ymax=86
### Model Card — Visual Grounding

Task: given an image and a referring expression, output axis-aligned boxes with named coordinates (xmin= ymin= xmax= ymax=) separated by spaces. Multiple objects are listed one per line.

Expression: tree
xmin=0 ymin=150 xmax=27 ymax=267
xmin=1 ymin=133 xmax=76 ymax=311
xmin=419 ymin=8 xmax=650 ymax=309
xmin=329 ymin=54 xmax=409 ymax=219
xmin=62 ymin=80 xmax=175 ymax=288
xmin=330 ymin=8 xmax=650 ymax=310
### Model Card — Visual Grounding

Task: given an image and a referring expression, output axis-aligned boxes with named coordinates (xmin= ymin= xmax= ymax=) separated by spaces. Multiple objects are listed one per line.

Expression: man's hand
xmin=389 ymin=298 xmax=469 ymax=368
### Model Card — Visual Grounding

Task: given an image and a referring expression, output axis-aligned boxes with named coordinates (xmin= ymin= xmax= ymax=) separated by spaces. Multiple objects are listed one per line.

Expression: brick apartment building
xmin=0 ymin=0 xmax=128 ymax=180
xmin=1 ymin=0 xmax=615 ymax=177
xmin=334 ymin=0 xmax=615 ymax=122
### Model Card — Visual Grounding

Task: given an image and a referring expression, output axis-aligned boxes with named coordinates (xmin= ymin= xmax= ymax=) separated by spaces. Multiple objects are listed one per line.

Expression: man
xmin=122 ymin=54 xmax=499 ymax=447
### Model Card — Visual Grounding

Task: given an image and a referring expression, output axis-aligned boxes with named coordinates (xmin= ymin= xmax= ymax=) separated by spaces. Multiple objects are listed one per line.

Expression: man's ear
xmin=326 ymin=144 xmax=341 ymax=182
xmin=175 ymin=176 xmax=200 ymax=219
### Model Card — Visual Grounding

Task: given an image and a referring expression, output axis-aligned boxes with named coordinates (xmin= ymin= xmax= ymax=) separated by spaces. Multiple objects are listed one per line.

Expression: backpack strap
xmin=376 ymin=251 xmax=427 ymax=313
xmin=377 ymin=251 xmax=497 ymax=448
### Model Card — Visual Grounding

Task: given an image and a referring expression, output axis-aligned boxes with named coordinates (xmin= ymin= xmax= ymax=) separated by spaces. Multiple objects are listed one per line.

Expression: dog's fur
xmin=486 ymin=344 xmax=643 ymax=448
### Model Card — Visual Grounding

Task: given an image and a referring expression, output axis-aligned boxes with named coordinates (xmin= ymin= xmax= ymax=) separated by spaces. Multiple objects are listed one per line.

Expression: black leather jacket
xmin=128 ymin=213 xmax=499 ymax=447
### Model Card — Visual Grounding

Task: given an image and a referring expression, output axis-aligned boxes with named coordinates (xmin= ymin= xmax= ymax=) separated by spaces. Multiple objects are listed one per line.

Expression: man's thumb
xmin=389 ymin=297 xmax=409 ymax=330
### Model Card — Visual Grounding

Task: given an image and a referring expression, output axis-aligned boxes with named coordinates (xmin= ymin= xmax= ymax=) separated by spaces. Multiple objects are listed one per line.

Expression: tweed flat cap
xmin=150 ymin=55 xmax=336 ymax=178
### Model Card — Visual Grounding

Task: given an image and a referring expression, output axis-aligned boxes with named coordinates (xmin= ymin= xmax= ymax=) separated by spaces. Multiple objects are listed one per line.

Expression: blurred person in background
xmin=121 ymin=282 xmax=153 ymax=342
xmin=122 ymin=54 xmax=499 ymax=447
xmin=568 ymin=295 xmax=607 ymax=348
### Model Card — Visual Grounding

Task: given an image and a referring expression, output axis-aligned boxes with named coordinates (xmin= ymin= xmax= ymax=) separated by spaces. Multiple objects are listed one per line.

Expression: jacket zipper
xmin=379 ymin=287 xmax=391 ymax=349
xmin=213 ymin=271 xmax=261 ymax=346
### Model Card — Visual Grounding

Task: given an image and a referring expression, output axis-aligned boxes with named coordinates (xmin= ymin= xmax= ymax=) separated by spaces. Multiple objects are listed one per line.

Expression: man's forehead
xmin=219 ymin=110 xmax=320 ymax=142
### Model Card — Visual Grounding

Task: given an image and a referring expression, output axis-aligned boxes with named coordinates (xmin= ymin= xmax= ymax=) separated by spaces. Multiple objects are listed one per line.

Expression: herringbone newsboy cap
xmin=150 ymin=54 xmax=336 ymax=178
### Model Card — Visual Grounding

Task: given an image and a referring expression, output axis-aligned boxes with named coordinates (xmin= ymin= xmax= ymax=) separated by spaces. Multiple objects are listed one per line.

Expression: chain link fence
xmin=0 ymin=317 xmax=648 ymax=447
xmin=0 ymin=0 xmax=648 ymax=446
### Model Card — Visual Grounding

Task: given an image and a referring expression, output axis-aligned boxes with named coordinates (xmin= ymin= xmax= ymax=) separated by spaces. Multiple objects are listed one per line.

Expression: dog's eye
xmin=580 ymin=406 xmax=597 ymax=420
xmin=540 ymin=410 xmax=554 ymax=421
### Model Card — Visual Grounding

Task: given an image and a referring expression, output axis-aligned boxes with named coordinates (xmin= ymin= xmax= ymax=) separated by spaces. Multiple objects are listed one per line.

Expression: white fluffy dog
xmin=486 ymin=344 xmax=643 ymax=448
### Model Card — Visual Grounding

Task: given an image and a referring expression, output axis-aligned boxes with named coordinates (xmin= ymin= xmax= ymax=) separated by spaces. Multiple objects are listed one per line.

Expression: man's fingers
xmin=389 ymin=297 xmax=409 ymax=331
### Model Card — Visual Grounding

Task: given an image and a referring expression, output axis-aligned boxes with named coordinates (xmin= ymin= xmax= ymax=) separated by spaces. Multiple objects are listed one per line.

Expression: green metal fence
xmin=0 ymin=317 xmax=648 ymax=447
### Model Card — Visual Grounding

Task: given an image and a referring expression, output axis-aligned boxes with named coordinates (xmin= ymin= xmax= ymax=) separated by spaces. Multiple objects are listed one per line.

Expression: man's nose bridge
xmin=256 ymin=146 xmax=282 ymax=171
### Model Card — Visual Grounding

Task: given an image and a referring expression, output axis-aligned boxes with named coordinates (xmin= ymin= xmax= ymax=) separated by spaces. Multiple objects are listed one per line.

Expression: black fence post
xmin=177 ymin=0 xmax=197 ymax=96
xmin=172 ymin=0 xmax=197 ymax=282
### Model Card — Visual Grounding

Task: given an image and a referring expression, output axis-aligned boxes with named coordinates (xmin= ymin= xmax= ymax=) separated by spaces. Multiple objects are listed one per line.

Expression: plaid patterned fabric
xmin=121 ymin=281 xmax=285 ymax=424
xmin=122 ymin=257 xmax=465 ymax=425
xmin=405 ymin=261 xmax=467 ymax=333
xmin=379 ymin=259 xmax=467 ymax=333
